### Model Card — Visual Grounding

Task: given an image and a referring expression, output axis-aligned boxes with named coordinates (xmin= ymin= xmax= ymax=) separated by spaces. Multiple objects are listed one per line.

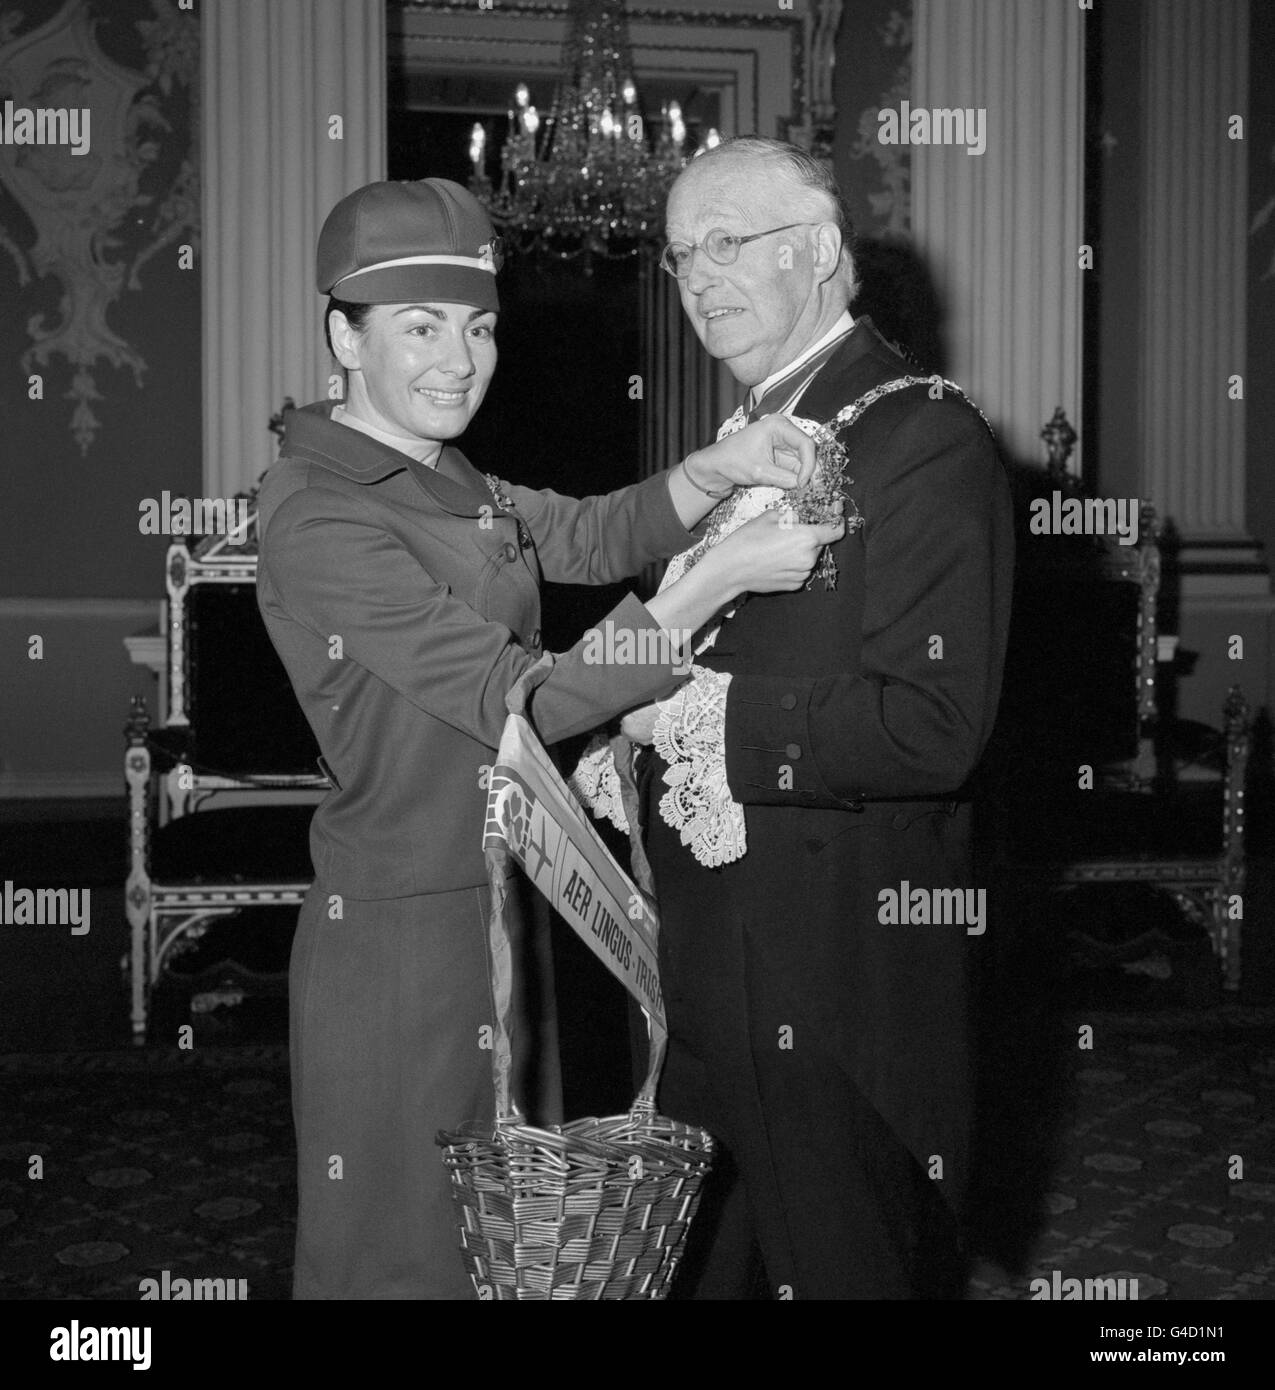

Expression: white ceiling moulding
xmin=390 ymin=0 xmax=837 ymax=153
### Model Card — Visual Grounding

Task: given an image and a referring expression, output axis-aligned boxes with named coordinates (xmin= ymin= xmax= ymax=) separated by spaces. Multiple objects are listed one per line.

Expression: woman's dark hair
xmin=325 ymin=297 xmax=374 ymax=358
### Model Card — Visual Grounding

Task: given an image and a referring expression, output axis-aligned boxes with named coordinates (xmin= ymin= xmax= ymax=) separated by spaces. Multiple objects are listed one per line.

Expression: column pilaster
xmin=202 ymin=0 xmax=386 ymax=497
xmin=911 ymin=0 xmax=1085 ymax=469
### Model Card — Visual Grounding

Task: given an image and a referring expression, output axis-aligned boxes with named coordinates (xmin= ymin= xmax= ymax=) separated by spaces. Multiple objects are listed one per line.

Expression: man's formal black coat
xmin=643 ymin=319 xmax=1015 ymax=1296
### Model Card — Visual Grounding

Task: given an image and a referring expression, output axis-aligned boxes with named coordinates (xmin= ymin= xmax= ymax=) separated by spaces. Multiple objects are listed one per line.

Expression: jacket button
xmin=891 ymin=811 xmax=909 ymax=829
xmin=503 ymin=542 xmax=518 ymax=562
xmin=779 ymin=693 xmax=797 ymax=710
xmin=785 ymin=743 xmax=802 ymax=759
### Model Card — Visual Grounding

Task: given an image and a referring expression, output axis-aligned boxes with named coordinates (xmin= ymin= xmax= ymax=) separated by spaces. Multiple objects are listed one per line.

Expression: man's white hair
xmin=679 ymin=136 xmax=859 ymax=303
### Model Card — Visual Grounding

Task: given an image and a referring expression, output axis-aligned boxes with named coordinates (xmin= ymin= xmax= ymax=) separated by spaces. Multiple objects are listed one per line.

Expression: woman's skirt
xmin=289 ymin=874 xmax=560 ymax=1299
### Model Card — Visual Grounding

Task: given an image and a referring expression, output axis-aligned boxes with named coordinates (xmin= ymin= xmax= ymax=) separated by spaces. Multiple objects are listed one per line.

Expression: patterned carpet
xmin=1 ymin=1007 xmax=1272 ymax=1301
xmin=969 ymin=1006 xmax=1275 ymax=1301
xmin=0 ymin=1046 xmax=294 ymax=1301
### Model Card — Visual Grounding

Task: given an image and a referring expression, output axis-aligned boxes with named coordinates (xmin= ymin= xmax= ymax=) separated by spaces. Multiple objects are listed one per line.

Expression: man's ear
xmin=328 ymin=309 xmax=363 ymax=372
xmin=812 ymin=223 xmax=843 ymax=286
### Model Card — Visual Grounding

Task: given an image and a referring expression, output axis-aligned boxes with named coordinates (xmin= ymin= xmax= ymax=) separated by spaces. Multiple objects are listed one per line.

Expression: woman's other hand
xmin=619 ymin=703 xmax=660 ymax=746
xmin=685 ymin=415 xmax=817 ymax=495
xmin=643 ymin=503 xmax=845 ymax=642
xmin=703 ymin=507 xmax=846 ymax=598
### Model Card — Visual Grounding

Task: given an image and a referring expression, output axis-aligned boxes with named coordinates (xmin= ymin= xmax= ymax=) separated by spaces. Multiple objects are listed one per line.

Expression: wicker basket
xmin=439 ymin=1082 xmax=713 ymax=1300
xmin=438 ymin=659 xmax=714 ymax=1300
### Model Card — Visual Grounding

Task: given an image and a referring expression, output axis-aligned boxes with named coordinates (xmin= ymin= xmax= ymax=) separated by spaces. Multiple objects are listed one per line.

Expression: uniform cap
xmin=316 ymin=178 xmax=502 ymax=311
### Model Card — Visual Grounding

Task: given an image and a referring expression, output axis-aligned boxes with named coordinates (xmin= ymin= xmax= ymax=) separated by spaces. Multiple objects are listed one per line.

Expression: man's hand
xmin=620 ymin=702 xmax=660 ymax=746
xmin=687 ymin=415 xmax=816 ymax=495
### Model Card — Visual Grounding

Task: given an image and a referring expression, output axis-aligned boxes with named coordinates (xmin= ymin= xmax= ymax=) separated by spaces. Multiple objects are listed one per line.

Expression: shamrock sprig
xmin=762 ymin=423 xmax=863 ymax=590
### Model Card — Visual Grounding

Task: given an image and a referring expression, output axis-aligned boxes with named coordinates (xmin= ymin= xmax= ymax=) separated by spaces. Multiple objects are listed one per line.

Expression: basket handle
xmin=485 ymin=654 xmax=555 ymax=1124
xmin=485 ymin=653 xmax=674 ymax=1125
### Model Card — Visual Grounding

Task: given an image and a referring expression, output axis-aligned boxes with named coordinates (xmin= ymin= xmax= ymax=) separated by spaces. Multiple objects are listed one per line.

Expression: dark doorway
xmin=389 ymin=108 xmax=645 ymax=645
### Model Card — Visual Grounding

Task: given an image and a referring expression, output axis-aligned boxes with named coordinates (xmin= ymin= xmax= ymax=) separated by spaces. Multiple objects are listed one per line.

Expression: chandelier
xmin=467 ymin=0 xmax=717 ymax=260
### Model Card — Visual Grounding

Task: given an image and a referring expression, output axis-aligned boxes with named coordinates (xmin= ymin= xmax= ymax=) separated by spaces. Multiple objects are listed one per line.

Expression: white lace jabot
xmin=567 ymin=412 xmax=840 ymax=867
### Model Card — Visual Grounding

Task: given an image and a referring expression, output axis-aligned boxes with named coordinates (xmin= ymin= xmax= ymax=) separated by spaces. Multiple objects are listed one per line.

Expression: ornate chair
xmin=124 ymin=494 xmax=327 ymax=1043
xmin=995 ymin=414 xmax=1251 ymax=990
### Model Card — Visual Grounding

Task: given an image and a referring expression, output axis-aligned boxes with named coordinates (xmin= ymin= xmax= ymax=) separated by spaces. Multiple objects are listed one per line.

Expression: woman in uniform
xmin=255 ymin=177 xmax=845 ymax=1299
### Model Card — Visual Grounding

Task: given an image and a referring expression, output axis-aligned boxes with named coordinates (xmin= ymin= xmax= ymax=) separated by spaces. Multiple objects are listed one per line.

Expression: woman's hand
xmin=700 ymin=507 xmax=846 ymax=600
xmin=643 ymin=504 xmax=845 ymax=644
xmin=619 ymin=703 xmax=660 ymax=746
xmin=685 ymin=415 xmax=817 ymax=495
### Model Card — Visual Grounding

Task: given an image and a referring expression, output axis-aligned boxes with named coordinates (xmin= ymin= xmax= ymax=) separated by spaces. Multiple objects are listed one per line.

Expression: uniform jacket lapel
xmin=281 ymin=401 xmax=508 ymax=521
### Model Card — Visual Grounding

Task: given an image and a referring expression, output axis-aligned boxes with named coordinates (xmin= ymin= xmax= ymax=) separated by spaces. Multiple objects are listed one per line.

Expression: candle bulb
xmin=469 ymin=123 xmax=485 ymax=169
xmin=622 ymin=78 xmax=636 ymax=106
xmin=525 ymin=106 xmax=540 ymax=136
xmin=669 ymin=100 xmax=685 ymax=147
xmin=515 ymin=83 xmax=530 ymax=109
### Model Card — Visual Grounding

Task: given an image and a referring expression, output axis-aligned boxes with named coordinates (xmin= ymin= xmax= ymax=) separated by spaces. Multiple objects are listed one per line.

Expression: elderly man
xmin=608 ymin=137 xmax=1014 ymax=1299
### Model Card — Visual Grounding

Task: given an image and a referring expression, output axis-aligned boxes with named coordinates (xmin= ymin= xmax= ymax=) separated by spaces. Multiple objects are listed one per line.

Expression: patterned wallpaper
xmin=0 ymin=0 xmax=200 ymax=597
xmin=832 ymin=1 xmax=912 ymax=241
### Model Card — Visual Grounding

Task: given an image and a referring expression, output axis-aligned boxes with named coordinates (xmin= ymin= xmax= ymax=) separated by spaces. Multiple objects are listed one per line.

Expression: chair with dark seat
xmin=994 ymin=417 xmax=1251 ymax=990
xmin=124 ymin=501 xmax=327 ymax=1043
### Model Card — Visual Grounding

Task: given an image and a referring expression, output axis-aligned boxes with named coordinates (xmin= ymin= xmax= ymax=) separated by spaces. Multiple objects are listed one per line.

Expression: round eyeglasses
xmin=659 ymin=223 xmax=817 ymax=278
